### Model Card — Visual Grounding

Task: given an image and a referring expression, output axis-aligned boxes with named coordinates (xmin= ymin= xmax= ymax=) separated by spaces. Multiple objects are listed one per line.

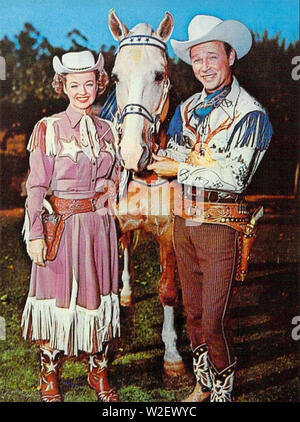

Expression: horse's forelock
xmin=129 ymin=23 xmax=154 ymax=36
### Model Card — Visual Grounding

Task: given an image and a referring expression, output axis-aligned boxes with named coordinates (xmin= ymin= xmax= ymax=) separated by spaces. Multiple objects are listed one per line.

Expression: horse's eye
xmin=111 ymin=73 xmax=119 ymax=84
xmin=154 ymin=71 xmax=164 ymax=82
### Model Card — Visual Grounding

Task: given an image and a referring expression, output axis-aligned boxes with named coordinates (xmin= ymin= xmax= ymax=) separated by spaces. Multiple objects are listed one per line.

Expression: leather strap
xmin=49 ymin=190 xmax=108 ymax=220
xmin=182 ymin=185 xmax=243 ymax=204
xmin=174 ymin=200 xmax=249 ymax=233
xmin=172 ymin=182 xmax=249 ymax=232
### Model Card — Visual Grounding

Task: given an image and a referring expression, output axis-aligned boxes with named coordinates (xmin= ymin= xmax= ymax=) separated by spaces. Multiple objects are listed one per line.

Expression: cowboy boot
xmin=209 ymin=359 xmax=237 ymax=402
xmin=87 ymin=348 xmax=119 ymax=402
xmin=39 ymin=346 xmax=62 ymax=402
xmin=182 ymin=344 xmax=211 ymax=402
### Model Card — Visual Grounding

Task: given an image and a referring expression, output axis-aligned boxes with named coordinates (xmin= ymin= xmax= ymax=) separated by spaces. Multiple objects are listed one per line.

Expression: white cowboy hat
xmin=52 ymin=50 xmax=104 ymax=74
xmin=171 ymin=15 xmax=252 ymax=64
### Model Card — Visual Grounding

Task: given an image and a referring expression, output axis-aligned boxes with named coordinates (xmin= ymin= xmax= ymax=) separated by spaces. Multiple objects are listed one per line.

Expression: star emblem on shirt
xmin=102 ymin=139 xmax=115 ymax=159
xmin=58 ymin=136 xmax=82 ymax=163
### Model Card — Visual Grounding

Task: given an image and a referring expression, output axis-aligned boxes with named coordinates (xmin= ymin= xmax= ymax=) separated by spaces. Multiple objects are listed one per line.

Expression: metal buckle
xmin=90 ymin=198 xmax=97 ymax=212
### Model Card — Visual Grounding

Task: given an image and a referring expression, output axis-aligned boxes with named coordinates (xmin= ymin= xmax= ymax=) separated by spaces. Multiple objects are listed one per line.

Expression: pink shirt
xmin=26 ymin=105 xmax=119 ymax=240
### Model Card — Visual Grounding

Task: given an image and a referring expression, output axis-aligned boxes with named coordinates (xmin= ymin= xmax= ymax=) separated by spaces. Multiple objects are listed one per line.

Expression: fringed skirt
xmin=21 ymin=209 xmax=120 ymax=356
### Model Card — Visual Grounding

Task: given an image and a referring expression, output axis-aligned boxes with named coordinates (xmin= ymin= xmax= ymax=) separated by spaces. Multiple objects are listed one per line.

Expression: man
xmin=148 ymin=15 xmax=273 ymax=402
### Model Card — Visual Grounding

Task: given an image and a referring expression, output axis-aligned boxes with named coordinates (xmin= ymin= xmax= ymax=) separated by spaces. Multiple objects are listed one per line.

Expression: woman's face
xmin=64 ymin=71 xmax=97 ymax=113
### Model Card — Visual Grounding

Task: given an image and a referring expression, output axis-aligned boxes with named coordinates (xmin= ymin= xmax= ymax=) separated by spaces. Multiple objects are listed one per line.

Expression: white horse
xmin=107 ymin=10 xmax=185 ymax=377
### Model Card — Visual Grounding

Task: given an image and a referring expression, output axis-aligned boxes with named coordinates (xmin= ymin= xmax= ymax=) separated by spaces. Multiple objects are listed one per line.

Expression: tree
xmin=0 ymin=23 xmax=115 ymax=140
xmin=0 ymin=25 xmax=298 ymax=195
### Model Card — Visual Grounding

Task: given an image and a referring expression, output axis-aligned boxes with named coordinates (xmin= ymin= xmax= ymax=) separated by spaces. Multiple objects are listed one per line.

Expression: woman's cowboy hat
xmin=171 ymin=15 xmax=252 ymax=64
xmin=52 ymin=50 xmax=104 ymax=74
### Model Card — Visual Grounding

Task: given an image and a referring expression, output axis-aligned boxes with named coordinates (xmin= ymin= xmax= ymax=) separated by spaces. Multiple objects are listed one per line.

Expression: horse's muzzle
xmin=118 ymin=140 xmax=151 ymax=172
xmin=137 ymin=143 xmax=151 ymax=173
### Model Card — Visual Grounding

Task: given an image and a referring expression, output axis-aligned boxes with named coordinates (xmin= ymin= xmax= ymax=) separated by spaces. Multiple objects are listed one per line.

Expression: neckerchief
xmin=192 ymin=85 xmax=231 ymax=124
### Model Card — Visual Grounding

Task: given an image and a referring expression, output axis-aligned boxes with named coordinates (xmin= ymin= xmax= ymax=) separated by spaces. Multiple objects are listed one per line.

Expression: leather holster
xmin=42 ymin=213 xmax=65 ymax=261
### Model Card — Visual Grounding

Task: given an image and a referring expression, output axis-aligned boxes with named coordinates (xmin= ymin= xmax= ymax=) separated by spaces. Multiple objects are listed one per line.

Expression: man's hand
xmin=28 ymin=239 xmax=47 ymax=267
xmin=147 ymin=154 xmax=179 ymax=177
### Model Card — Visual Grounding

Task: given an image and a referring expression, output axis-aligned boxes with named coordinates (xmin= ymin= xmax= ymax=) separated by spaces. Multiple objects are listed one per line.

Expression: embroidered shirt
xmin=160 ymin=77 xmax=273 ymax=193
xmin=26 ymin=105 xmax=119 ymax=241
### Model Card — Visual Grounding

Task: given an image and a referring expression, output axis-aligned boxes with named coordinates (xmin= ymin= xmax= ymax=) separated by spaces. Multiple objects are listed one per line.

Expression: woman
xmin=21 ymin=50 xmax=120 ymax=402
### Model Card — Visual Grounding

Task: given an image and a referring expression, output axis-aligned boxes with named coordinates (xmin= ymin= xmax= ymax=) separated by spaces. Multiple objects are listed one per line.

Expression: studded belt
xmin=173 ymin=187 xmax=249 ymax=232
xmin=177 ymin=202 xmax=249 ymax=232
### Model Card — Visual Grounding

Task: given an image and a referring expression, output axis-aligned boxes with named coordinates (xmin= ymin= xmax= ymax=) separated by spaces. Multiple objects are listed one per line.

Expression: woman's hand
xmin=28 ymin=239 xmax=47 ymax=267
xmin=147 ymin=153 xmax=179 ymax=177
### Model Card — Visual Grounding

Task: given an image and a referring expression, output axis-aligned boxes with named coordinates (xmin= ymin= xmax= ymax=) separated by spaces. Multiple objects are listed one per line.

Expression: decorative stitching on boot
xmin=40 ymin=349 xmax=61 ymax=373
xmin=97 ymin=389 xmax=119 ymax=402
xmin=193 ymin=344 xmax=212 ymax=392
xmin=88 ymin=353 xmax=108 ymax=373
xmin=88 ymin=350 xmax=119 ymax=402
xmin=40 ymin=347 xmax=62 ymax=402
xmin=209 ymin=359 xmax=237 ymax=402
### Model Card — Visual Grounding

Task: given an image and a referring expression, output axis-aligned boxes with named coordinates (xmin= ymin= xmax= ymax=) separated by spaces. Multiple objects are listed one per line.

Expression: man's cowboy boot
xmin=39 ymin=346 xmax=62 ymax=402
xmin=209 ymin=359 xmax=237 ymax=402
xmin=182 ymin=344 xmax=211 ymax=402
xmin=87 ymin=350 xmax=119 ymax=402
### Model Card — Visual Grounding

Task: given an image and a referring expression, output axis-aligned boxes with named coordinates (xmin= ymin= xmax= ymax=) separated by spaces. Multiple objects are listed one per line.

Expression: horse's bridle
xmin=115 ymin=34 xmax=171 ymax=137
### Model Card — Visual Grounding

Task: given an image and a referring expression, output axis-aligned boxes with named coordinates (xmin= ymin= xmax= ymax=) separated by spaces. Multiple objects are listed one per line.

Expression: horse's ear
xmin=155 ymin=12 xmax=174 ymax=42
xmin=108 ymin=10 xmax=129 ymax=41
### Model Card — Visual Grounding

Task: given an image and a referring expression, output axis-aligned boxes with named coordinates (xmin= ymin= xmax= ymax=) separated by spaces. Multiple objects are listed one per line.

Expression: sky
xmin=0 ymin=0 xmax=299 ymax=54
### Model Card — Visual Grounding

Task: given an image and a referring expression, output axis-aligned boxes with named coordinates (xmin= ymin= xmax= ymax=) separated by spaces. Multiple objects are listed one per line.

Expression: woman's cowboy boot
xmin=39 ymin=346 xmax=62 ymax=402
xmin=182 ymin=344 xmax=211 ymax=402
xmin=87 ymin=351 xmax=119 ymax=402
xmin=209 ymin=359 xmax=237 ymax=402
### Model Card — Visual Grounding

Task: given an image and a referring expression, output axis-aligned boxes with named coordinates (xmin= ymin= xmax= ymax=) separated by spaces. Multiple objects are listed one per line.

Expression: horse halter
xmin=118 ymin=34 xmax=167 ymax=52
xmin=116 ymin=34 xmax=171 ymax=137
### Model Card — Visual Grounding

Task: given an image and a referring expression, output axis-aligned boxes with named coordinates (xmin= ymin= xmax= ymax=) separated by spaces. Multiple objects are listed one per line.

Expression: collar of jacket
xmin=65 ymin=104 xmax=93 ymax=128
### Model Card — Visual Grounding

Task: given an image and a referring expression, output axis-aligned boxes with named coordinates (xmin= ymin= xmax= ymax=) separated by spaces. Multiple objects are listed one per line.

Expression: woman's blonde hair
xmin=52 ymin=68 xmax=109 ymax=99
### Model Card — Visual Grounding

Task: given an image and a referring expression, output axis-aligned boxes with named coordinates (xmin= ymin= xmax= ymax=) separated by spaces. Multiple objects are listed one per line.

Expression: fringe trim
xmin=111 ymin=293 xmax=120 ymax=337
xmin=27 ymin=117 xmax=60 ymax=156
xmin=226 ymin=111 xmax=273 ymax=152
xmin=21 ymin=206 xmax=30 ymax=254
xmin=166 ymin=104 xmax=183 ymax=145
xmin=21 ymin=293 xmax=120 ymax=356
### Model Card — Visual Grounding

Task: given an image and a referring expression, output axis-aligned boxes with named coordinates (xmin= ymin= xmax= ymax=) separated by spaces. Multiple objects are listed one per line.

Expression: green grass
xmin=0 ymin=216 xmax=299 ymax=402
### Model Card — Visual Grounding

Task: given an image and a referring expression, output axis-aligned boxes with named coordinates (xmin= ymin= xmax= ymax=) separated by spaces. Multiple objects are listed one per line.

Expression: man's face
xmin=190 ymin=41 xmax=235 ymax=93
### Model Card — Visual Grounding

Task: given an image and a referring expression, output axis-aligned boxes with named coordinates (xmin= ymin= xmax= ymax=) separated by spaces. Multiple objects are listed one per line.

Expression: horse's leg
xmin=120 ymin=233 xmax=132 ymax=307
xmin=162 ymin=306 xmax=177 ymax=358
xmin=156 ymin=227 xmax=186 ymax=377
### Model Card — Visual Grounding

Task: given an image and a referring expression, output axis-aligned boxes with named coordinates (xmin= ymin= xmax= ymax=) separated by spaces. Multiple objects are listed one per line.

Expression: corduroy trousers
xmin=173 ymin=216 xmax=238 ymax=371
